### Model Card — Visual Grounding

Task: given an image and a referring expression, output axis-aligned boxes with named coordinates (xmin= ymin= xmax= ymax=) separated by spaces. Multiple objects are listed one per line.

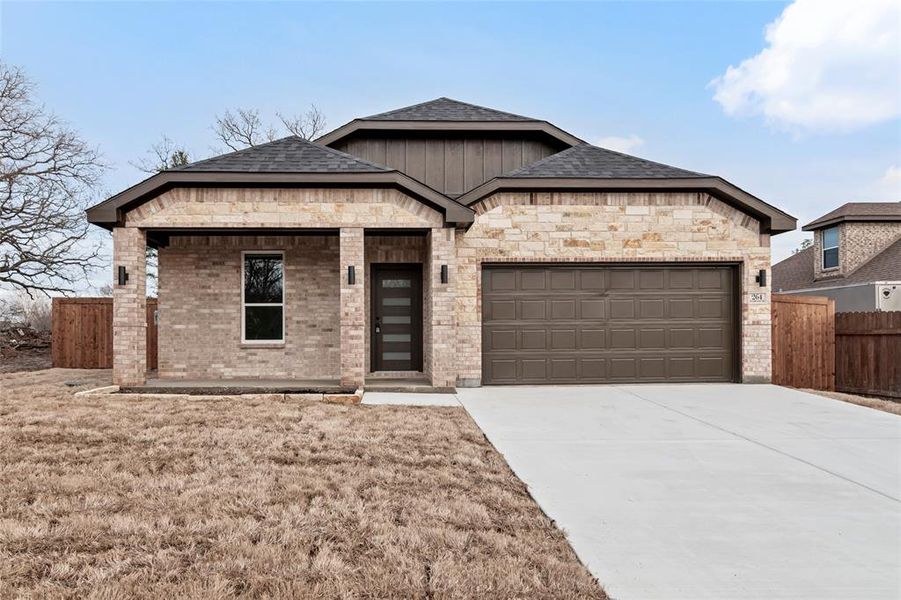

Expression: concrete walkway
xmin=458 ymin=384 xmax=901 ymax=600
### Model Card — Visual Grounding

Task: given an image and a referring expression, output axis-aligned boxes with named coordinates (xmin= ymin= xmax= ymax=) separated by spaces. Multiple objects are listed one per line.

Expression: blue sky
xmin=2 ymin=0 xmax=899 ymax=282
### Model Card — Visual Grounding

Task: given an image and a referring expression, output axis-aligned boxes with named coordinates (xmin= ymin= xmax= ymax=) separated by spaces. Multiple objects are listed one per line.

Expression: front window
xmin=822 ymin=227 xmax=839 ymax=270
xmin=242 ymin=252 xmax=284 ymax=342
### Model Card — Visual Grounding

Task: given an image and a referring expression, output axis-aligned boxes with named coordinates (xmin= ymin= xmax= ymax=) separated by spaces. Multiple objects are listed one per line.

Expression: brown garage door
xmin=482 ymin=264 xmax=737 ymax=384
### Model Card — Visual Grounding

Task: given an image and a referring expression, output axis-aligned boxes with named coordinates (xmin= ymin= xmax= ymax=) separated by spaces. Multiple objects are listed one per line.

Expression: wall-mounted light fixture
xmin=440 ymin=264 xmax=448 ymax=284
xmin=756 ymin=269 xmax=767 ymax=287
xmin=347 ymin=265 xmax=356 ymax=285
xmin=117 ymin=265 xmax=129 ymax=286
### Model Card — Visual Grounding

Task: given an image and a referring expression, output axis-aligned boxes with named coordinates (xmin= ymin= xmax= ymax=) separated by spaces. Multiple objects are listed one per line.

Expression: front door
xmin=372 ymin=264 xmax=423 ymax=372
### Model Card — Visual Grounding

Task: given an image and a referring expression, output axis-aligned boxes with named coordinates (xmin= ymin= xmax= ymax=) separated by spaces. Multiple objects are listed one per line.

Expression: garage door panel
xmin=482 ymin=265 xmax=736 ymax=384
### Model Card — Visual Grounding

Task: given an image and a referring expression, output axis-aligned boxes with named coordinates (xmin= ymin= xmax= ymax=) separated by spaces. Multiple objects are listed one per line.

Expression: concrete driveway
xmin=457 ymin=384 xmax=901 ymax=600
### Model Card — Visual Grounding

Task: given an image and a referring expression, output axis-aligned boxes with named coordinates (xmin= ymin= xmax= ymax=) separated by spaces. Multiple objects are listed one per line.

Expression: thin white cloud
xmin=595 ymin=134 xmax=644 ymax=153
xmin=711 ymin=0 xmax=901 ymax=133
xmin=874 ymin=164 xmax=901 ymax=199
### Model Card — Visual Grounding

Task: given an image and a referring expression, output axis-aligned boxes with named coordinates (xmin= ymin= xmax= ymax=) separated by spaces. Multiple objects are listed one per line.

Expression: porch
xmin=111 ymin=226 xmax=456 ymax=391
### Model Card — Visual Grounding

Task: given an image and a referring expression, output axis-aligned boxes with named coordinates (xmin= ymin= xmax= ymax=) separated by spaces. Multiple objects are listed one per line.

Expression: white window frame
xmin=822 ymin=227 xmax=840 ymax=270
xmin=241 ymin=250 xmax=285 ymax=344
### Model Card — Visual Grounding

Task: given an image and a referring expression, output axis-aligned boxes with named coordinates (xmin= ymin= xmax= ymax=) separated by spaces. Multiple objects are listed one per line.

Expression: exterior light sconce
xmin=347 ymin=265 xmax=356 ymax=285
xmin=756 ymin=269 xmax=767 ymax=287
xmin=117 ymin=265 xmax=129 ymax=286
xmin=440 ymin=264 xmax=448 ymax=284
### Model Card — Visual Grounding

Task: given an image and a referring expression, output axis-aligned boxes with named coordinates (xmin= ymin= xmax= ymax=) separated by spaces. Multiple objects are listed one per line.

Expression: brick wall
xmin=112 ymin=227 xmax=147 ymax=386
xmin=814 ymin=222 xmax=901 ymax=280
xmin=158 ymin=235 xmax=340 ymax=380
xmin=340 ymin=229 xmax=365 ymax=388
xmin=426 ymin=228 xmax=457 ymax=388
xmin=454 ymin=191 xmax=772 ymax=385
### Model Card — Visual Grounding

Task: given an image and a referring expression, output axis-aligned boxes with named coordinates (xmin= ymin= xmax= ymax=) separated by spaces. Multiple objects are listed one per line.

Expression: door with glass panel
xmin=372 ymin=264 xmax=422 ymax=371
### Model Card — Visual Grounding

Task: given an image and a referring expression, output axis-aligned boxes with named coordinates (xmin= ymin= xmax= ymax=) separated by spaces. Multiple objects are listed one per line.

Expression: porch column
xmin=427 ymin=227 xmax=456 ymax=388
xmin=112 ymin=227 xmax=147 ymax=386
xmin=339 ymin=228 xmax=365 ymax=389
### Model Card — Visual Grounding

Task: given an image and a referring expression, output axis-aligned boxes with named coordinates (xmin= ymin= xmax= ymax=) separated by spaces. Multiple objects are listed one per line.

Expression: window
xmin=242 ymin=252 xmax=284 ymax=342
xmin=822 ymin=227 xmax=839 ymax=270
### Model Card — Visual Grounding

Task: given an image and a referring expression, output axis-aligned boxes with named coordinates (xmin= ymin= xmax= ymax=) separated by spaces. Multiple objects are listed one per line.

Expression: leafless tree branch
xmin=130 ymin=135 xmax=190 ymax=174
xmin=0 ymin=61 xmax=105 ymax=297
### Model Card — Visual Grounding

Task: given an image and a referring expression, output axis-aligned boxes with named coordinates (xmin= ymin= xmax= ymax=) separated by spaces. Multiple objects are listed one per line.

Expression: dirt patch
xmin=801 ymin=388 xmax=901 ymax=416
xmin=0 ymin=326 xmax=51 ymax=373
xmin=0 ymin=368 xmax=605 ymax=599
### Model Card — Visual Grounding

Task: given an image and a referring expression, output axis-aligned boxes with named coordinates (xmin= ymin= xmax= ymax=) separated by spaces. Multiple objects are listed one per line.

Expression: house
xmin=772 ymin=202 xmax=901 ymax=312
xmin=86 ymin=98 xmax=796 ymax=389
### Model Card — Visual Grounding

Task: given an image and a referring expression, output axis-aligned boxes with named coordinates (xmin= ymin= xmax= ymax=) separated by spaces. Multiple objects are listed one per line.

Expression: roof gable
xmin=175 ymin=136 xmax=389 ymax=173
xmin=804 ymin=202 xmax=901 ymax=231
xmin=507 ymin=144 xmax=708 ymax=179
xmin=363 ymin=97 xmax=536 ymax=122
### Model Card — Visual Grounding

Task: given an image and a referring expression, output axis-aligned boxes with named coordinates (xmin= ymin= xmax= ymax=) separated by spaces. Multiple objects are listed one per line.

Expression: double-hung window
xmin=242 ymin=251 xmax=284 ymax=343
xmin=822 ymin=227 xmax=839 ymax=270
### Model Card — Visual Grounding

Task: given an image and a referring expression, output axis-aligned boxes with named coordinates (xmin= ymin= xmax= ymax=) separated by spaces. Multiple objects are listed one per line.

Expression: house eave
xmin=456 ymin=176 xmax=797 ymax=235
xmin=85 ymin=170 xmax=475 ymax=229
xmin=802 ymin=215 xmax=901 ymax=232
xmin=315 ymin=119 xmax=584 ymax=148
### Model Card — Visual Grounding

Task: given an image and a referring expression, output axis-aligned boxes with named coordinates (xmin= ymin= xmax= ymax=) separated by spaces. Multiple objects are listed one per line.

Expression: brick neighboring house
xmin=86 ymin=98 xmax=796 ymax=389
xmin=773 ymin=202 xmax=901 ymax=312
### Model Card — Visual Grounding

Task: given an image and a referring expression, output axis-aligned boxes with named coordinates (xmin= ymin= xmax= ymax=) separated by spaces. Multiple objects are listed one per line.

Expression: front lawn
xmin=0 ymin=369 xmax=604 ymax=599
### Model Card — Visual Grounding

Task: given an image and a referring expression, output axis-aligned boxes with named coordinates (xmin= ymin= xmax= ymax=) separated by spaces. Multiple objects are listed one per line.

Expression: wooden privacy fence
xmin=51 ymin=298 xmax=158 ymax=369
xmin=835 ymin=311 xmax=901 ymax=399
xmin=771 ymin=294 xmax=835 ymax=391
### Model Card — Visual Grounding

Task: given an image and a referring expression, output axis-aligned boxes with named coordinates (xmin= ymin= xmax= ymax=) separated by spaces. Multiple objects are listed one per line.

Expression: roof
xmin=174 ymin=136 xmax=389 ymax=173
xmin=772 ymin=238 xmax=901 ymax=291
xmin=507 ymin=144 xmax=708 ymax=179
xmin=363 ymin=97 xmax=535 ymax=122
xmin=803 ymin=202 xmax=901 ymax=231
xmin=456 ymin=144 xmax=795 ymax=234
xmin=85 ymin=137 xmax=474 ymax=228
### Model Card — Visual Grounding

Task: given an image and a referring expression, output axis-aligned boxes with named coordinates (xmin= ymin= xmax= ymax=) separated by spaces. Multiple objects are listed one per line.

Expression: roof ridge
xmin=507 ymin=143 xmax=709 ymax=179
xmin=505 ymin=144 xmax=580 ymax=176
xmin=585 ymin=143 xmax=709 ymax=178
xmin=363 ymin=97 xmax=535 ymax=122
xmin=171 ymin=136 xmax=294 ymax=171
xmin=310 ymin=139 xmax=392 ymax=171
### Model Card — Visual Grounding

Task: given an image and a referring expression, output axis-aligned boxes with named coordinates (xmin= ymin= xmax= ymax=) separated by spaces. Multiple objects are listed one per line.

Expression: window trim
xmin=241 ymin=250 xmax=285 ymax=344
xmin=822 ymin=227 xmax=840 ymax=271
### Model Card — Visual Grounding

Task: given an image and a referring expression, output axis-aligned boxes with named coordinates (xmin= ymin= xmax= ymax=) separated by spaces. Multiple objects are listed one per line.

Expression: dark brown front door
xmin=482 ymin=264 xmax=738 ymax=385
xmin=372 ymin=264 xmax=423 ymax=372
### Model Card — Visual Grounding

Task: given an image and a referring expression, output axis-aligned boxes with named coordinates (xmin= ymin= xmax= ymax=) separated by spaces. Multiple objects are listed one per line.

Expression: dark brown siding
xmin=333 ymin=133 xmax=561 ymax=197
xmin=482 ymin=265 xmax=738 ymax=385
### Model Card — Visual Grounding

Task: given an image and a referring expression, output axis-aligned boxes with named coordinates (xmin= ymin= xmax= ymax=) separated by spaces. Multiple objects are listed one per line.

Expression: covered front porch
xmin=111 ymin=226 xmax=456 ymax=392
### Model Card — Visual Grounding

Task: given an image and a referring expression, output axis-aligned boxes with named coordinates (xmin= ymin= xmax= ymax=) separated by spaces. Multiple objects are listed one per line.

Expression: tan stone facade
xmin=112 ymin=227 xmax=147 ymax=386
xmin=814 ymin=222 xmax=901 ymax=280
xmin=111 ymin=188 xmax=774 ymax=387
xmin=454 ymin=191 xmax=772 ymax=384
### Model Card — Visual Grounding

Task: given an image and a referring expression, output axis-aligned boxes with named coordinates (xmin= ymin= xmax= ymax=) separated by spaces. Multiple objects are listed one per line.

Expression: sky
xmin=2 ymin=0 xmax=899 ymax=293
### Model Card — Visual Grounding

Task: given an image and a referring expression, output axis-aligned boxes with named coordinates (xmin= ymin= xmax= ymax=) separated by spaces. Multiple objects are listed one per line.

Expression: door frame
xmin=370 ymin=263 xmax=424 ymax=372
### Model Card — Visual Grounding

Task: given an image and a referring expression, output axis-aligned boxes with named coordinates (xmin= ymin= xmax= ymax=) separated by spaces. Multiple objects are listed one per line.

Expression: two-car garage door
xmin=481 ymin=265 xmax=738 ymax=384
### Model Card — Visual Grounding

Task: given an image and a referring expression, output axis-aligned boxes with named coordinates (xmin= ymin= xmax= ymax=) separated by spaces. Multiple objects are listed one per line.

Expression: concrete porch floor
xmin=127 ymin=375 xmax=451 ymax=394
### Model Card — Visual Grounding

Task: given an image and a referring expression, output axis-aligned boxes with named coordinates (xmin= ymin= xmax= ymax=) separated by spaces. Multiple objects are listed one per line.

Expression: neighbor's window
xmin=822 ymin=227 xmax=839 ymax=270
xmin=242 ymin=252 xmax=284 ymax=342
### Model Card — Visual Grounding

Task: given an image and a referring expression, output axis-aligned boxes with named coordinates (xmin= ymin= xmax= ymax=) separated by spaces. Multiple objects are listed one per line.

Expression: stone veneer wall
xmin=157 ymin=235 xmax=340 ymax=380
xmin=454 ymin=191 xmax=773 ymax=385
xmin=814 ymin=222 xmax=901 ymax=280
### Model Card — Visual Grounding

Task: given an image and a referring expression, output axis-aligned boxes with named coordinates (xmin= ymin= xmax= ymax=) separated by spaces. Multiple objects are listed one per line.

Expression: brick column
xmin=427 ymin=228 xmax=456 ymax=388
xmin=112 ymin=227 xmax=147 ymax=386
xmin=340 ymin=228 xmax=365 ymax=389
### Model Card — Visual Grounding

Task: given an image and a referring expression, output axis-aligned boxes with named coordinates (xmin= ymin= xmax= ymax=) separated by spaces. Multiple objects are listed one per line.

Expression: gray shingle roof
xmin=506 ymin=144 xmax=708 ymax=179
xmin=175 ymin=136 xmax=390 ymax=173
xmin=804 ymin=202 xmax=901 ymax=230
xmin=772 ymin=237 xmax=901 ymax=291
xmin=364 ymin=97 xmax=536 ymax=122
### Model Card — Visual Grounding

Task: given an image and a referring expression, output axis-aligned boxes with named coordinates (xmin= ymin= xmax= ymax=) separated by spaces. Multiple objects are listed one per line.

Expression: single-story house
xmin=86 ymin=97 xmax=796 ymax=389
xmin=773 ymin=202 xmax=901 ymax=312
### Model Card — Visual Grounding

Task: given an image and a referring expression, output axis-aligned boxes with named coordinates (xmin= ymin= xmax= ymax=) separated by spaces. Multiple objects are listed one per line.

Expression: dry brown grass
xmin=0 ymin=369 xmax=604 ymax=599
xmin=801 ymin=388 xmax=901 ymax=416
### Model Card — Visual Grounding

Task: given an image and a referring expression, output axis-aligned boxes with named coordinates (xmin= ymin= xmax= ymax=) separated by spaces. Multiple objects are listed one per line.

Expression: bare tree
xmin=0 ymin=62 xmax=104 ymax=297
xmin=130 ymin=135 xmax=190 ymax=174
xmin=213 ymin=105 xmax=326 ymax=151
xmin=278 ymin=105 xmax=327 ymax=140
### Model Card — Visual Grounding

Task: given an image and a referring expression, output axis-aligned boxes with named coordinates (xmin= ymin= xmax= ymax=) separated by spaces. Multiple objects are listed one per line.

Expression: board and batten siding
xmin=333 ymin=135 xmax=561 ymax=197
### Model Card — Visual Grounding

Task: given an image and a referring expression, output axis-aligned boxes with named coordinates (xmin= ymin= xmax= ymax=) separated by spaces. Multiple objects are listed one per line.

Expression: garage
xmin=481 ymin=264 xmax=738 ymax=384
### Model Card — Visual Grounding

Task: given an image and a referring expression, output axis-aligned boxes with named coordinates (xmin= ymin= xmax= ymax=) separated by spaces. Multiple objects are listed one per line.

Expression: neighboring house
xmin=772 ymin=202 xmax=901 ymax=312
xmin=86 ymin=98 xmax=796 ymax=389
